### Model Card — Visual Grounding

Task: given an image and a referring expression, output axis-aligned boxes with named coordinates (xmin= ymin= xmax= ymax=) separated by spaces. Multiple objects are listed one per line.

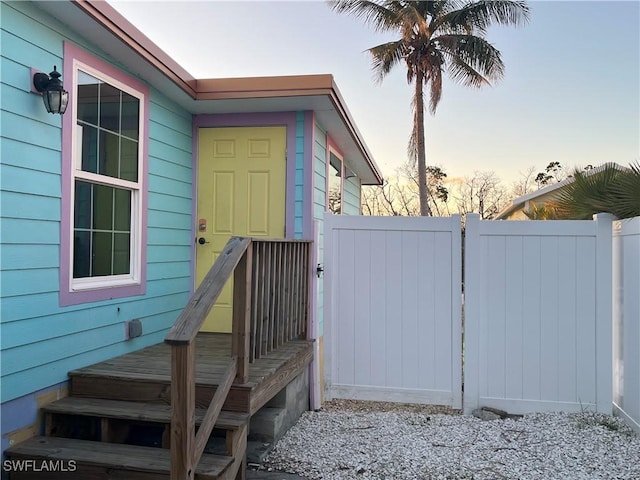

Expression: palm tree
xmin=330 ymin=0 xmax=530 ymax=215
xmin=554 ymin=162 xmax=640 ymax=220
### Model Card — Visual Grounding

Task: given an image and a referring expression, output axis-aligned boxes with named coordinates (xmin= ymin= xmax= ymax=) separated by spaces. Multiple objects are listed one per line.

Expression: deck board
xmin=70 ymin=333 xmax=313 ymax=414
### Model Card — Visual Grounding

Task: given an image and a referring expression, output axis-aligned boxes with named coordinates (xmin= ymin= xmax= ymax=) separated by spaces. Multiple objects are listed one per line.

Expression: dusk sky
xmin=109 ymin=0 xmax=640 ymax=186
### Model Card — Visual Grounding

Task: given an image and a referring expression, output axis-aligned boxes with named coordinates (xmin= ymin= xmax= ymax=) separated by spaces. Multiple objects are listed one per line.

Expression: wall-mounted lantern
xmin=32 ymin=66 xmax=69 ymax=115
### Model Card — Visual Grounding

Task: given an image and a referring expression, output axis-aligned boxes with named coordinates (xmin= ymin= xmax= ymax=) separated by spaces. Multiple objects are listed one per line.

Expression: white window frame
xmin=68 ymin=60 xmax=145 ymax=292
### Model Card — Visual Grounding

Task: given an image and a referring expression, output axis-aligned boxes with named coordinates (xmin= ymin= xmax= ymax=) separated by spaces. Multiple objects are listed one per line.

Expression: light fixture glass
xmin=33 ymin=66 xmax=69 ymax=115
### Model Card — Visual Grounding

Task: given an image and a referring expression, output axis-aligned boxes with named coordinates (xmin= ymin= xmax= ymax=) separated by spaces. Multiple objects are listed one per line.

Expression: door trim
xmin=191 ymin=112 xmax=299 ymax=294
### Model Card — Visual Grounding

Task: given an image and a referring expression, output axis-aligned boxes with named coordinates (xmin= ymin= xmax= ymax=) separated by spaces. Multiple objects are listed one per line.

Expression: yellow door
xmin=197 ymin=126 xmax=286 ymax=332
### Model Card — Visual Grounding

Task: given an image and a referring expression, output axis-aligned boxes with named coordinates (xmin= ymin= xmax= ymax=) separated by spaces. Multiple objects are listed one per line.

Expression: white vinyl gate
xmin=324 ymin=212 xmax=615 ymax=414
xmin=324 ymin=214 xmax=462 ymax=408
xmin=464 ymin=213 xmax=613 ymax=414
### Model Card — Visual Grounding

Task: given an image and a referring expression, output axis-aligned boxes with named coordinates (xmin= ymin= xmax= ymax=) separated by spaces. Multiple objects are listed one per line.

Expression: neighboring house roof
xmin=35 ymin=0 xmax=383 ymax=185
xmin=495 ymin=162 xmax=625 ymax=220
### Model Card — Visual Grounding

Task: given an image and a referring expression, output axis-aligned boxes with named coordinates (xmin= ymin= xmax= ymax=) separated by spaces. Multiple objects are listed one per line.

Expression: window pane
xmin=74 ymin=181 xmax=92 ymax=229
xmin=93 ymin=184 xmax=114 ymax=231
xmin=93 ymin=232 xmax=113 ymax=276
xmin=113 ymin=233 xmax=130 ymax=275
xmin=77 ymin=71 xmax=99 ymax=126
xmin=71 ymin=66 xmax=142 ymax=285
xmin=80 ymin=125 xmax=99 ymax=174
xmin=121 ymin=92 xmax=139 ymax=140
xmin=99 ymin=130 xmax=120 ymax=178
xmin=328 ymin=154 xmax=342 ymax=214
xmin=120 ymin=138 xmax=138 ymax=182
xmin=73 ymin=182 xmax=132 ymax=279
xmin=114 ymin=188 xmax=131 ymax=231
xmin=76 ymin=73 xmax=141 ymax=181
xmin=73 ymin=230 xmax=91 ymax=278
xmin=100 ymin=83 xmax=121 ymax=134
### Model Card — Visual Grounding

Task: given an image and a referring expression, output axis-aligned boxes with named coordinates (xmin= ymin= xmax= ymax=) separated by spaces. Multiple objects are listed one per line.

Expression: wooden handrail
xmin=165 ymin=236 xmax=251 ymax=345
xmin=166 ymin=236 xmax=312 ymax=480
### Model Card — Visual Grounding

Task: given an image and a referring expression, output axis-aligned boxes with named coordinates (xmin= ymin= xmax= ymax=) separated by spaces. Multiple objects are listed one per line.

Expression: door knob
xmin=197 ymin=237 xmax=209 ymax=245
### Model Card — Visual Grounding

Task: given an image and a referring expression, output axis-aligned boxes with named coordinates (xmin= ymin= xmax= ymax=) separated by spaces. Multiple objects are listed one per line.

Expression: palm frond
xmin=437 ymin=34 xmax=505 ymax=83
xmin=447 ymin=57 xmax=489 ymax=87
xmin=437 ymin=0 xmax=530 ymax=35
xmin=420 ymin=0 xmax=454 ymax=19
xmin=395 ymin=3 xmax=429 ymax=35
xmin=328 ymin=0 xmax=400 ymax=32
xmin=607 ymin=162 xmax=640 ymax=219
xmin=426 ymin=61 xmax=443 ymax=113
xmin=369 ymin=40 xmax=406 ymax=82
xmin=555 ymin=163 xmax=628 ymax=219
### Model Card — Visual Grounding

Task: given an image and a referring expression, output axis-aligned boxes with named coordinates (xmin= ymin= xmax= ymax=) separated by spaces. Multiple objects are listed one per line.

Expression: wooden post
xmin=232 ymin=243 xmax=252 ymax=384
xmin=170 ymin=343 xmax=196 ymax=480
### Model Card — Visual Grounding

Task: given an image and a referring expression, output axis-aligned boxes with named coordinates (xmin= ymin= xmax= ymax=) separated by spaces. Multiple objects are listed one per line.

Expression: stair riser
xmin=46 ymin=412 xmax=241 ymax=454
xmin=70 ymin=376 xmax=251 ymax=412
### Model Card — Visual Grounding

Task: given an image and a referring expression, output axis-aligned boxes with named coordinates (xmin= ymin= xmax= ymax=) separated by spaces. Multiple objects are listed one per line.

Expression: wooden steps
xmin=5 ymin=436 xmax=233 ymax=479
xmin=66 ymin=336 xmax=314 ymax=415
xmin=43 ymin=397 xmax=249 ymax=433
xmin=5 ymin=396 xmax=248 ymax=480
xmin=5 ymin=394 xmax=248 ymax=480
xmin=68 ymin=370 xmax=252 ymax=413
xmin=3 ymin=334 xmax=314 ymax=480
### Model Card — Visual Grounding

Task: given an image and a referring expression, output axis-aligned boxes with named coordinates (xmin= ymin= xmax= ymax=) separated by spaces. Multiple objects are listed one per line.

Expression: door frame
xmin=191 ymin=113 xmax=300 ymax=287
xmin=195 ymin=125 xmax=288 ymax=332
xmin=190 ymin=112 xmax=320 ymax=395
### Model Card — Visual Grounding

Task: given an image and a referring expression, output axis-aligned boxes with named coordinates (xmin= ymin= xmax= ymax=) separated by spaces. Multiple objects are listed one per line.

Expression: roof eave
xmin=71 ymin=1 xmax=383 ymax=185
xmin=73 ymin=0 xmax=197 ymax=98
xmin=195 ymin=75 xmax=384 ymax=185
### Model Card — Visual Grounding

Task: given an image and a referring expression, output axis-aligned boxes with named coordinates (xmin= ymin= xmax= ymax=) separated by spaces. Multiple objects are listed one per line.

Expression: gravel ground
xmin=262 ymin=400 xmax=640 ymax=480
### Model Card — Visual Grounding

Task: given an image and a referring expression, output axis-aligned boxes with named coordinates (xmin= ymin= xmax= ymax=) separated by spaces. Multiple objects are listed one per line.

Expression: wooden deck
xmin=5 ymin=238 xmax=314 ymax=480
xmin=69 ymin=333 xmax=314 ymax=415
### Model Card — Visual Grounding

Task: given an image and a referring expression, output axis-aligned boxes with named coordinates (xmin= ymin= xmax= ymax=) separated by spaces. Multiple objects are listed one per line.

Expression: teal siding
xmin=0 ymin=1 xmax=193 ymax=404
xmin=309 ymin=120 xmax=363 ymax=336
xmin=342 ymin=177 xmax=361 ymax=215
xmin=313 ymin=123 xmax=327 ymax=222
xmin=313 ymin=122 xmax=327 ymax=335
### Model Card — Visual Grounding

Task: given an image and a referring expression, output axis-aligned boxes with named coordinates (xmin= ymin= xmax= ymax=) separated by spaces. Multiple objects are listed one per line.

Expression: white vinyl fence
xmin=325 ymin=211 xmax=638 ymax=425
xmin=464 ymin=213 xmax=614 ymax=414
xmin=613 ymin=217 xmax=640 ymax=431
xmin=324 ymin=214 xmax=462 ymax=408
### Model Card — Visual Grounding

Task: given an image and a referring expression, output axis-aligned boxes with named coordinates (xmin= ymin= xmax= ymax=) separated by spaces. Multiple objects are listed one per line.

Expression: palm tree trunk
xmin=415 ymin=71 xmax=430 ymax=216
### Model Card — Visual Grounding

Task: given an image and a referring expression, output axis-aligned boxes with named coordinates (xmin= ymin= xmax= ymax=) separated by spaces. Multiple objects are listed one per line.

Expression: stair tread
xmin=6 ymin=436 xmax=232 ymax=477
xmin=43 ymin=397 xmax=248 ymax=430
xmin=68 ymin=368 xmax=253 ymax=389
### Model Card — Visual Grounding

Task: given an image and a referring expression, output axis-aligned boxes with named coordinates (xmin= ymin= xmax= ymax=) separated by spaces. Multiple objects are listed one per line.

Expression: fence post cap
xmin=593 ymin=212 xmax=616 ymax=221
